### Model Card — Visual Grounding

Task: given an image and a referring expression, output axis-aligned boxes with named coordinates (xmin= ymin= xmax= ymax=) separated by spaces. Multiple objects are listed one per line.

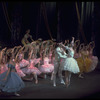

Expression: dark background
xmin=0 ymin=1 xmax=100 ymax=59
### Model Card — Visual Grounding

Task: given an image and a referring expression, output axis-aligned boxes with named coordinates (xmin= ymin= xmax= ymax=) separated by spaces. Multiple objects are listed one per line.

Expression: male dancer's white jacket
xmin=53 ymin=46 xmax=67 ymax=87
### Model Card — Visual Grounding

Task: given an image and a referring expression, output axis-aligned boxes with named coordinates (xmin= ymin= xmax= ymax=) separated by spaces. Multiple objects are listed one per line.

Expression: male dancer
xmin=52 ymin=42 xmax=67 ymax=87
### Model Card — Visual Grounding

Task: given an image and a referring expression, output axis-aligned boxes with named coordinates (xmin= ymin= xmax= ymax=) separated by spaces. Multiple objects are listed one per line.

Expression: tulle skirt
xmin=84 ymin=57 xmax=92 ymax=72
xmin=22 ymin=66 xmax=41 ymax=75
xmin=63 ymin=57 xmax=80 ymax=74
xmin=0 ymin=66 xmax=8 ymax=74
xmin=0 ymin=71 xmax=25 ymax=93
xmin=76 ymin=57 xmax=85 ymax=73
xmin=38 ymin=64 xmax=54 ymax=73
xmin=16 ymin=70 xmax=26 ymax=77
xmin=87 ymin=56 xmax=98 ymax=72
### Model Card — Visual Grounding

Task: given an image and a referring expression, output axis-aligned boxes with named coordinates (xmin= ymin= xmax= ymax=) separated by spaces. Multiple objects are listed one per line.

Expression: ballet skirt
xmin=15 ymin=63 xmax=26 ymax=77
xmin=27 ymin=58 xmax=41 ymax=75
xmin=76 ymin=56 xmax=85 ymax=73
xmin=63 ymin=47 xmax=80 ymax=73
xmin=87 ymin=55 xmax=98 ymax=72
xmin=38 ymin=57 xmax=54 ymax=73
xmin=63 ymin=57 xmax=80 ymax=73
xmin=83 ymin=54 xmax=92 ymax=73
xmin=0 ymin=64 xmax=25 ymax=93
xmin=0 ymin=64 xmax=8 ymax=74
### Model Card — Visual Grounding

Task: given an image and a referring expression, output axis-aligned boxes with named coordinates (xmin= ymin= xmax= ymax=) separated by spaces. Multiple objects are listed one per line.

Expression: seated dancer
xmin=38 ymin=40 xmax=56 ymax=79
xmin=15 ymin=45 xmax=40 ymax=84
xmin=38 ymin=44 xmax=54 ymax=79
xmin=21 ymin=29 xmax=34 ymax=46
xmin=27 ymin=47 xmax=41 ymax=84
xmin=15 ymin=46 xmax=33 ymax=81
xmin=0 ymin=52 xmax=25 ymax=97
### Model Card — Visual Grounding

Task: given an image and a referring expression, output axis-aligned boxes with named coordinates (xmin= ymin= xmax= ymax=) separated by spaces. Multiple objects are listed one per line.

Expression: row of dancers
xmin=52 ymin=37 xmax=98 ymax=87
xmin=0 ymin=36 xmax=98 ymax=96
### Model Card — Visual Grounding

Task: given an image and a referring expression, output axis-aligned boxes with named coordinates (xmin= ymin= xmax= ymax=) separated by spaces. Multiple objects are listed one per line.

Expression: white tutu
xmin=63 ymin=57 xmax=80 ymax=73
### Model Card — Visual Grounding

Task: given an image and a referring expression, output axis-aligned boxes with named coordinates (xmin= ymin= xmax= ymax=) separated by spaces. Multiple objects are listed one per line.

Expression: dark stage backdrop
xmin=0 ymin=2 xmax=100 ymax=59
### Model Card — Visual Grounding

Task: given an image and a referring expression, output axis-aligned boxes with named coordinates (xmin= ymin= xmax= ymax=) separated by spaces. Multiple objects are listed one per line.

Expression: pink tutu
xmin=15 ymin=64 xmax=26 ymax=77
xmin=33 ymin=58 xmax=40 ymax=65
xmin=89 ymin=56 xmax=98 ymax=72
xmin=19 ymin=59 xmax=29 ymax=68
xmin=38 ymin=57 xmax=54 ymax=73
xmin=15 ymin=59 xmax=29 ymax=77
xmin=18 ymin=59 xmax=29 ymax=74
xmin=0 ymin=64 xmax=8 ymax=74
xmin=24 ymin=58 xmax=41 ymax=75
xmin=18 ymin=58 xmax=41 ymax=75
xmin=25 ymin=66 xmax=41 ymax=75
xmin=38 ymin=64 xmax=54 ymax=73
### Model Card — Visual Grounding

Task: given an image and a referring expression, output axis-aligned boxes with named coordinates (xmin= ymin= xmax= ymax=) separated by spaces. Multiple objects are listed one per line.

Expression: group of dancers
xmin=0 ymin=29 xmax=98 ymax=97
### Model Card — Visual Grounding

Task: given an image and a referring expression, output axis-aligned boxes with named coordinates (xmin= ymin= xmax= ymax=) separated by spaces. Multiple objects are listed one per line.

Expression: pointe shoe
xmin=53 ymin=84 xmax=56 ymax=87
xmin=51 ymin=76 xmax=53 ymax=80
xmin=61 ymin=80 xmax=65 ymax=85
xmin=66 ymin=83 xmax=70 ymax=87
xmin=44 ymin=74 xmax=47 ymax=79
xmin=35 ymin=80 xmax=38 ymax=84
xmin=79 ymin=75 xmax=84 ymax=78
xmin=14 ymin=93 xmax=20 ymax=97
xmin=65 ymin=81 xmax=70 ymax=87
xmin=51 ymin=78 xmax=53 ymax=80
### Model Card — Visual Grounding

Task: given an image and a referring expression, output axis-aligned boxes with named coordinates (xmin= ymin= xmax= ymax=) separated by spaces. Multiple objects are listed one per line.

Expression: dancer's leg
xmin=51 ymin=71 xmax=54 ymax=80
xmin=58 ymin=65 xmax=65 ymax=84
xmin=65 ymin=71 xmax=71 ymax=87
xmin=53 ymin=61 xmax=59 ymax=87
xmin=32 ymin=72 xmax=38 ymax=84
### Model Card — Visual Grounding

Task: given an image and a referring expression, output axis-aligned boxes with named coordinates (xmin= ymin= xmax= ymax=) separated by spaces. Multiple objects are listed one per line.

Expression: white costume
xmin=53 ymin=46 xmax=67 ymax=87
xmin=63 ymin=46 xmax=80 ymax=73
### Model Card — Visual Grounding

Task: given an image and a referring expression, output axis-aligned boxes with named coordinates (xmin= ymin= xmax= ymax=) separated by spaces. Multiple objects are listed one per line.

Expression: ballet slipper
xmin=35 ymin=80 xmax=38 ymax=84
xmin=65 ymin=81 xmax=70 ymax=87
xmin=79 ymin=74 xmax=84 ymax=78
xmin=61 ymin=80 xmax=65 ymax=85
xmin=53 ymin=83 xmax=56 ymax=87
xmin=14 ymin=92 xmax=20 ymax=97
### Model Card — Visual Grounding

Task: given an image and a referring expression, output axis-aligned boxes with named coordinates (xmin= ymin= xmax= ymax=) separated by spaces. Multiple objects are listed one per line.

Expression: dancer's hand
xmin=72 ymin=37 xmax=75 ymax=40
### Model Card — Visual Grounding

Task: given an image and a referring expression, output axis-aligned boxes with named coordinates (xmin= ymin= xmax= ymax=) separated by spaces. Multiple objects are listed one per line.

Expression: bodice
xmin=8 ymin=64 xmax=15 ymax=69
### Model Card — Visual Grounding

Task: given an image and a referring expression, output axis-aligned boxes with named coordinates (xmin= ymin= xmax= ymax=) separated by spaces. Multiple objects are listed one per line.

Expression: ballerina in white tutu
xmin=60 ymin=37 xmax=80 ymax=87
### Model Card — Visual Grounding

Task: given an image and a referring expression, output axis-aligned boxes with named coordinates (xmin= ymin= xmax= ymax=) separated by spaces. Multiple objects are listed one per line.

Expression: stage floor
xmin=0 ymin=62 xmax=100 ymax=99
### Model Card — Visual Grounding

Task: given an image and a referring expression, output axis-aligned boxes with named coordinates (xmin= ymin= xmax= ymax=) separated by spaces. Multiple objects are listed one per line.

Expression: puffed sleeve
xmin=65 ymin=46 xmax=69 ymax=50
xmin=8 ymin=64 xmax=12 ymax=68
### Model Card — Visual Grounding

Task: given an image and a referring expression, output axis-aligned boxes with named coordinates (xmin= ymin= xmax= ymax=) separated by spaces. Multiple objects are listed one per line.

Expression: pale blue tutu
xmin=0 ymin=71 xmax=25 ymax=93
